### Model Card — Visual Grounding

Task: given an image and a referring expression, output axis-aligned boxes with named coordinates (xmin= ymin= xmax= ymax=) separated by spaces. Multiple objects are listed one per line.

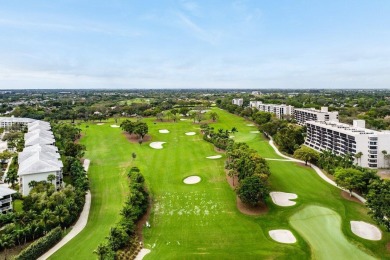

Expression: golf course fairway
xmin=290 ymin=205 xmax=375 ymax=260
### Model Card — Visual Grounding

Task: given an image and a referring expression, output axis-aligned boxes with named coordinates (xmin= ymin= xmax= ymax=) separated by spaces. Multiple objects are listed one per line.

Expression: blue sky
xmin=0 ymin=0 xmax=390 ymax=89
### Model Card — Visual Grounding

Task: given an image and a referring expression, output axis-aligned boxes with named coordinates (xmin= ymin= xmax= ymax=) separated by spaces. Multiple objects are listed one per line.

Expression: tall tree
xmin=366 ymin=179 xmax=390 ymax=231
xmin=237 ymin=175 xmax=269 ymax=206
xmin=293 ymin=146 xmax=319 ymax=166
xmin=354 ymin=151 xmax=363 ymax=166
xmin=209 ymin=112 xmax=219 ymax=122
xmin=382 ymin=150 xmax=388 ymax=168
xmin=334 ymin=168 xmax=366 ymax=196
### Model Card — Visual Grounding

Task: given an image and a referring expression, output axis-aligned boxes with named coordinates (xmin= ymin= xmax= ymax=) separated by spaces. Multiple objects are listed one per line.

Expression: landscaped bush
xmin=15 ymin=227 xmax=62 ymax=260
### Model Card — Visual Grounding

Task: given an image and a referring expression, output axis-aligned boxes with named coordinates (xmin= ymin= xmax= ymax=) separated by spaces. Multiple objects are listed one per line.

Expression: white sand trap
xmin=206 ymin=155 xmax=222 ymax=159
xmin=159 ymin=129 xmax=170 ymax=133
xmin=250 ymin=130 xmax=260 ymax=134
xmin=180 ymin=118 xmax=188 ymax=121
xmin=135 ymin=249 xmax=151 ymax=260
xmin=350 ymin=221 xmax=382 ymax=240
xmin=229 ymin=135 xmax=235 ymax=138
xmin=247 ymin=124 xmax=255 ymax=126
xmin=185 ymin=132 xmax=196 ymax=136
xmin=110 ymin=125 xmax=120 ymax=128
xmin=150 ymin=142 xmax=166 ymax=149
xmin=270 ymin=192 xmax=298 ymax=206
xmin=269 ymin=230 xmax=297 ymax=244
xmin=183 ymin=176 xmax=201 ymax=184
xmin=97 ymin=123 xmax=105 ymax=125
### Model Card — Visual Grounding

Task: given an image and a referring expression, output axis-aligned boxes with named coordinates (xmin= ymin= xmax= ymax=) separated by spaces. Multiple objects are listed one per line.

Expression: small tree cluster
xmin=201 ymin=124 xmax=234 ymax=150
xmin=225 ymin=142 xmax=270 ymax=206
xmin=120 ymin=120 xmax=149 ymax=140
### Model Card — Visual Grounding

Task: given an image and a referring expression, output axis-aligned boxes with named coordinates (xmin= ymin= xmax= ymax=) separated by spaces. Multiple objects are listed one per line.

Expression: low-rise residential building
xmin=294 ymin=107 xmax=339 ymax=125
xmin=305 ymin=119 xmax=390 ymax=168
xmin=0 ymin=187 xmax=16 ymax=213
xmin=250 ymin=101 xmax=294 ymax=119
xmin=232 ymin=98 xmax=243 ymax=106
xmin=18 ymin=152 xmax=63 ymax=196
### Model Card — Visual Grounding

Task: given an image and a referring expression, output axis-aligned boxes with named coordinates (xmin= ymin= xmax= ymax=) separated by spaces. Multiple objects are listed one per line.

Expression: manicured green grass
xmin=290 ymin=205 xmax=375 ymax=260
xmin=13 ymin=199 xmax=23 ymax=212
xmin=52 ymin=109 xmax=389 ymax=259
xmin=119 ymin=98 xmax=154 ymax=105
xmin=50 ymin=124 xmax=130 ymax=259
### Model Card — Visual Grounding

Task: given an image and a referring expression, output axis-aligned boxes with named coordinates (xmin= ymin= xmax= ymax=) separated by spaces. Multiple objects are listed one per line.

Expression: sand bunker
xmin=110 ymin=125 xmax=120 ymax=128
xmin=97 ymin=123 xmax=105 ymax=125
xmin=180 ymin=118 xmax=188 ymax=121
xmin=229 ymin=136 xmax=235 ymax=138
xmin=247 ymin=124 xmax=255 ymax=126
xmin=183 ymin=176 xmax=201 ymax=184
xmin=250 ymin=130 xmax=260 ymax=134
xmin=350 ymin=221 xmax=382 ymax=241
xmin=149 ymin=142 xmax=166 ymax=149
xmin=206 ymin=155 xmax=222 ymax=159
xmin=185 ymin=132 xmax=196 ymax=136
xmin=159 ymin=129 xmax=169 ymax=133
xmin=269 ymin=230 xmax=297 ymax=244
xmin=270 ymin=192 xmax=298 ymax=206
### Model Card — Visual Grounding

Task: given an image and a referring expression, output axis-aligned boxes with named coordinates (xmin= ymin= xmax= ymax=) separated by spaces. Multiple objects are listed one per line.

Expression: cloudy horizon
xmin=1 ymin=1 xmax=390 ymax=89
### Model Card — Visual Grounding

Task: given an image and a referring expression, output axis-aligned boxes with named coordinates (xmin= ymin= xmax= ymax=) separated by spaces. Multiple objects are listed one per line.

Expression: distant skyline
xmin=1 ymin=1 xmax=390 ymax=89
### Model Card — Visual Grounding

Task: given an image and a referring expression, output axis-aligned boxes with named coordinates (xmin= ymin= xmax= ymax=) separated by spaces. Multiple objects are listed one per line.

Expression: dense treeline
xmin=94 ymin=167 xmax=149 ymax=260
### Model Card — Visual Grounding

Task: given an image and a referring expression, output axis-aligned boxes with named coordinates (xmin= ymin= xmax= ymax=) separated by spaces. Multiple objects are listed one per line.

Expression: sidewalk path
xmin=38 ymin=159 xmax=92 ymax=260
xmin=267 ymin=138 xmax=366 ymax=203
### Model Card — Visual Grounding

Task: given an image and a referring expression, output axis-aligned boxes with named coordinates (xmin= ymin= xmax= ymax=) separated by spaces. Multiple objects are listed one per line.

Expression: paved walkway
xmin=135 ymin=249 xmax=151 ymax=260
xmin=38 ymin=159 xmax=92 ymax=260
xmin=1 ymin=157 xmax=13 ymax=183
xmin=267 ymin=138 xmax=366 ymax=203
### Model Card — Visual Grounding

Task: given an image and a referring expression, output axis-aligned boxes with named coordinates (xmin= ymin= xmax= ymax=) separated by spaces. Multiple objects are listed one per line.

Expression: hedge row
xmin=15 ymin=227 xmax=62 ymax=260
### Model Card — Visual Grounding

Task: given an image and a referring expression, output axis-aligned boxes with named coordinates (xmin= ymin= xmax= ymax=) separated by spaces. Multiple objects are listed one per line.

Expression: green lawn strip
xmin=209 ymin=108 xmax=282 ymax=159
xmin=290 ymin=205 xmax=375 ymax=260
xmin=50 ymin=124 xmax=129 ymax=259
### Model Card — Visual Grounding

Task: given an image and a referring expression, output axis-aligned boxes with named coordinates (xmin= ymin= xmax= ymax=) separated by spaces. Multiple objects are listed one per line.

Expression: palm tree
xmin=47 ymin=174 xmax=56 ymax=185
xmin=354 ymin=152 xmax=363 ymax=166
xmin=172 ymin=113 xmax=180 ymax=122
xmin=231 ymin=127 xmax=238 ymax=134
xmin=165 ymin=111 xmax=173 ymax=121
xmin=382 ymin=150 xmax=388 ymax=168
xmin=0 ymin=234 xmax=15 ymax=260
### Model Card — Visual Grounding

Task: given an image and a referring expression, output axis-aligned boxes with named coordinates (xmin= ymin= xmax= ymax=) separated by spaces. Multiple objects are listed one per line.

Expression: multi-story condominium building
xmin=249 ymin=101 xmax=294 ymax=119
xmin=294 ymin=107 xmax=339 ymax=125
xmin=0 ymin=187 xmax=16 ymax=213
xmin=0 ymin=117 xmax=35 ymax=129
xmin=232 ymin=98 xmax=243 ymax=106
xmin=305 ymin=120 xmax=390 ymax=168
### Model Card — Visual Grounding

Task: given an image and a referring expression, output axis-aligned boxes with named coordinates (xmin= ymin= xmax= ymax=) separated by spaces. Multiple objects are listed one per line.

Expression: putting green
xmin=290 ymin=205 xmax=375 ymax=260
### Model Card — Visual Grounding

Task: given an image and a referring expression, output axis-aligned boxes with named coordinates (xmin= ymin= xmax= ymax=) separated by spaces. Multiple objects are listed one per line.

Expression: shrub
xmin=15 ymin=227 xmax=62 ymax=260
